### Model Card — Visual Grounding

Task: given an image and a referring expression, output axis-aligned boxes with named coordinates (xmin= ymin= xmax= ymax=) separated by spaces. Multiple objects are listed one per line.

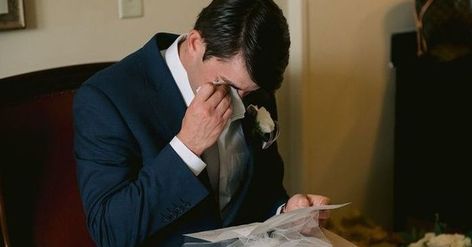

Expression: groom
xmin=74 ymin=0 xmax=329 ymax=246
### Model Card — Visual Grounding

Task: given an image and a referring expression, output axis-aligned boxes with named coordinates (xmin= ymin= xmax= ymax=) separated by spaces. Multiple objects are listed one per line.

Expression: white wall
xmin=281 ymin=0 xmax=416 ymax=227
xmin=0 ymin=0 xmax=212 ymax=78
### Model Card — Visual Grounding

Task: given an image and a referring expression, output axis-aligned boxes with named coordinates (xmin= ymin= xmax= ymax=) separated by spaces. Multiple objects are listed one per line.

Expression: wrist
xmin=177 ymin=133 xmax=203 ymax=156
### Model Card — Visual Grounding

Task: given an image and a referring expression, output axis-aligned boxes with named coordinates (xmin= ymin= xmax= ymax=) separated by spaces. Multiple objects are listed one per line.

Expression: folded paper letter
xmin=184 ymin=203 xmax=357 ymax=247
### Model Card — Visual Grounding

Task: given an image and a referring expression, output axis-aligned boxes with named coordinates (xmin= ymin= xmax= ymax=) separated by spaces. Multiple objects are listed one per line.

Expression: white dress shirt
xmin=164 ymin=35 xmax=249 ymax=210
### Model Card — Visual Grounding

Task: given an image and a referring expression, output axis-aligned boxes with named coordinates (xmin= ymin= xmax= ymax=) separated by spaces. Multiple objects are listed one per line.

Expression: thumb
xmin=306 ymin=195 xmax=330 ymax=206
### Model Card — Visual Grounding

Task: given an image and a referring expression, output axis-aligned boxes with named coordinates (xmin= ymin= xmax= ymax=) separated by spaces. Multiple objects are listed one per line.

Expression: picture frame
xmin=0 ymin=0 xmax=25 ymax=31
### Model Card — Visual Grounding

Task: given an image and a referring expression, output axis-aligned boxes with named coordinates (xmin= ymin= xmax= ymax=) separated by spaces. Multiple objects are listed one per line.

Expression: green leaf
xmin=434 ymin=213 xmax=446 ymax=234
xmin=467 ymin=229 xmax=472 ymax=239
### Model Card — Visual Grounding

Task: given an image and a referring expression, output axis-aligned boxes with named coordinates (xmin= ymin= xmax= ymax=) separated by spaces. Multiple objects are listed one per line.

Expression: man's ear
xmin=186 ymin=30 xmax=206 ymax=60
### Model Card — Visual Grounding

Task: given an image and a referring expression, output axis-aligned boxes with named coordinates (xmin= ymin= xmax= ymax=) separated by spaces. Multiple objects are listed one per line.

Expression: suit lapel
xmin=222 ymin=90 xmax=278 ymax=225
xmin=141 ymin=33 xmax=187 ymax=141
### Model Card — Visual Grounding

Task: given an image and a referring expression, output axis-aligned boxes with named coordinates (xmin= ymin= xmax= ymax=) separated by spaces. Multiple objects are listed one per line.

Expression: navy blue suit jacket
xmin=73 ymin=33 xmax=288 ymax=247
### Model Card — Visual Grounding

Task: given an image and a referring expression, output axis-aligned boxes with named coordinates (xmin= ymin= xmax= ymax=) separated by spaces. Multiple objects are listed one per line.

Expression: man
xmin=74 ymin=0 xmax=329 ymax=246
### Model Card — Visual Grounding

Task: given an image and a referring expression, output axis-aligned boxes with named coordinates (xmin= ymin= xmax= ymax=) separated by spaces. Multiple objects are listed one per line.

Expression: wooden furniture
xmin=392 ymin=32 xmax=472 ymax=231
xmin=0 ymin=63 xmax=113 ymax=247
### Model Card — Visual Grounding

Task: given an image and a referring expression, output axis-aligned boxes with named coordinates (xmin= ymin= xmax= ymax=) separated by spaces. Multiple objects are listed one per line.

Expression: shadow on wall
xmin=362 ymin=0 xmax=415 ymax=229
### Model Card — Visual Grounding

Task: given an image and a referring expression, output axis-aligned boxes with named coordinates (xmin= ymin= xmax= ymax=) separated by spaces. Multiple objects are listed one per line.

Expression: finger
xmin=298 ymin=196 xmax=311 ymax=208
xmin=312 ymin=211 xmax=329 ymax=227
xmin=306 ymin=194 xmax=330 ymax=206
xmin=210 ymin=107 xmax=232 ymax=138
xmin=206 ymin=85 xmax=229 ymax=108
xmin=194 ymin=83 xmax=216 ymax=102
xmin=306 ymin=195 xmax=330 ymax=222
xmin=319 ymin=218 xmax=328 ymax=227
xmin=285 ymin=194 xmax=310 ymax=212
xmin=319 ymin=210 xmax=330 ymax=220
xmin=215 ymin=94 xmax=231 ymax=116
xmin=222 ymin=105 xmax=232 ymax=122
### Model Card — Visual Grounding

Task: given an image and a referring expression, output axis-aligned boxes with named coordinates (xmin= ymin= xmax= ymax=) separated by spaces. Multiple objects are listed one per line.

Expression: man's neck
xmin=178 ymin=37 xmax=200 ymax=94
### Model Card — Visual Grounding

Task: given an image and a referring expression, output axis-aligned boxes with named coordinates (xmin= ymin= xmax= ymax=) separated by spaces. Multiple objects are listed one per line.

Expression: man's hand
xmin=283 ymin=194 xmax=330 ymax=225
xmin=177 ymin=83 xmax=232 ymax=156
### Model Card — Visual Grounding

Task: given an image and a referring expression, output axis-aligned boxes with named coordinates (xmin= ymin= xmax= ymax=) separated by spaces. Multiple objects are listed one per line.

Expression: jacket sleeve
xmin=73 ymin=84 xmax=208 ymax=247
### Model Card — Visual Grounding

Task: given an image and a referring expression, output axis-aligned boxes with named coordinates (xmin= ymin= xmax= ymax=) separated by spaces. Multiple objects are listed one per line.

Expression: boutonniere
xmin=246 ymin=104 xmax=280 ymax=150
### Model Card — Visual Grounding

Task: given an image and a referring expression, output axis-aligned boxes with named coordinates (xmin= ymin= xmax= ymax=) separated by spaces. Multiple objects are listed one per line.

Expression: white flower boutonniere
xmin=256 ymin=106 xmax=275 ymax=133
xmin=247 ymin=104 xmax=280 ymax=149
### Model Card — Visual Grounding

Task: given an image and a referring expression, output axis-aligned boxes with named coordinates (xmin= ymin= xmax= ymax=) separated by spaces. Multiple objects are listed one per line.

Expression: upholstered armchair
xmin=0 ymin=63 xmax=113 ymax=247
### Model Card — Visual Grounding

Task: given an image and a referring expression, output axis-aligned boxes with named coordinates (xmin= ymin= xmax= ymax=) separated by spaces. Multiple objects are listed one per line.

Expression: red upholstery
xmin=0 ymin=92 xmax=95 ymax=246
xmin=0 ymin=63 xmax=113 ymax=247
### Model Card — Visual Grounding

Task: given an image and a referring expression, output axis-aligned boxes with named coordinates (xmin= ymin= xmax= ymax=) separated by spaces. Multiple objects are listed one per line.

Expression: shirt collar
xmin=164 ymin=34 xmax=246 ymax=121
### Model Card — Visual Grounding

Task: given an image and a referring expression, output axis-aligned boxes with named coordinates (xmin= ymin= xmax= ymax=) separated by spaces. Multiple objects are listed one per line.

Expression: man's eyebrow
xmin=221 ymin=77 xmax=241 ymax=90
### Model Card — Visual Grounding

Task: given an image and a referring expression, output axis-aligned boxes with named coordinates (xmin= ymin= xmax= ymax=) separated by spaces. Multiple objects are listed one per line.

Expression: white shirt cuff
xmin=276 ymin=203 xmax=286 ymax=215
xmin=170 ymin=136 xmax=207 ymax=176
